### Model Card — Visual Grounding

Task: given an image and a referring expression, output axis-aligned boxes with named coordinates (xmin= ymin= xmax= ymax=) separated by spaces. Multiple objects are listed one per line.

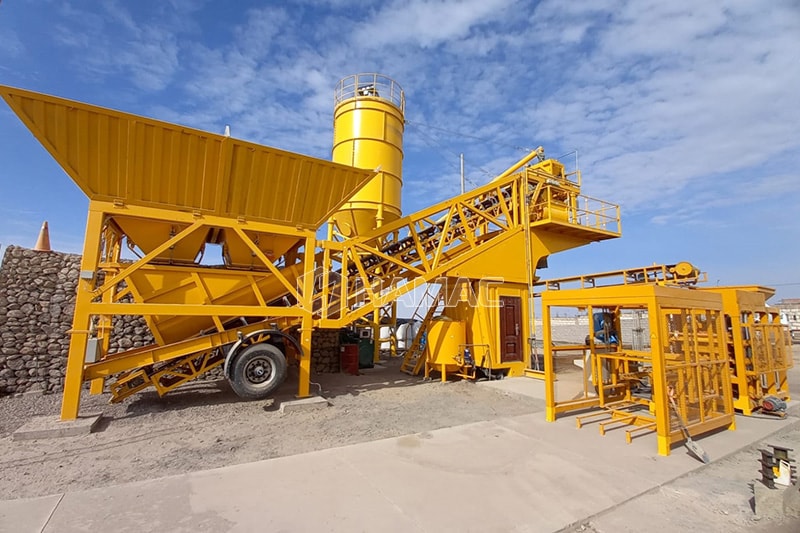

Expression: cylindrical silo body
xmin=331 ymin=74 xmax=404 ymax=237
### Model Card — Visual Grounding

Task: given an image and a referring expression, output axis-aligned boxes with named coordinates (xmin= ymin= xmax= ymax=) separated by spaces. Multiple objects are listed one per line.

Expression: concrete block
xmin=11 ymin=413 xmax=102 ymax=440
xmin=279 ymin=396 xmax=329 ymax=414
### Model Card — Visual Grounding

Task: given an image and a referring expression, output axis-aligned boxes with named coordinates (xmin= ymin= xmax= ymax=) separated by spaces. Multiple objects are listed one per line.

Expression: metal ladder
xmin=400 ymin=284 xmax=445 ymax=375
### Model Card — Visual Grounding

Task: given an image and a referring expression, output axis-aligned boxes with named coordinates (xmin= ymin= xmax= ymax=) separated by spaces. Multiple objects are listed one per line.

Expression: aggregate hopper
xmin=0 ymin=85 xmax=376 ymax=418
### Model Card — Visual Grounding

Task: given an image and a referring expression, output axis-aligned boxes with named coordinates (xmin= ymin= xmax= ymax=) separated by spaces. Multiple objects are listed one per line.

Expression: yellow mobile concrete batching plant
xmin=0 ymin=74 xmax=622 ymax=421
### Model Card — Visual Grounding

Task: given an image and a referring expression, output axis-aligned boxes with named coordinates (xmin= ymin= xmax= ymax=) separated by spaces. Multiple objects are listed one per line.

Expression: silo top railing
xmin=334 ymin=73 xmax=405 ymax=111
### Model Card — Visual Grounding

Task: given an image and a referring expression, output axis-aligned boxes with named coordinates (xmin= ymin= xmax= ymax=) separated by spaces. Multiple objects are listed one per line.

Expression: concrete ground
xmin=2 ymin=375 xmax=798 ymax=533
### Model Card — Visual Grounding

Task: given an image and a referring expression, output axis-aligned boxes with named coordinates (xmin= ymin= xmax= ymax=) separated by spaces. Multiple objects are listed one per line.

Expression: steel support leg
xmin=543 ymin=301 xmax=556 ymax=422
xmin=373 ymin=308 xmax=381 ymax=364
xmin=61 ymin=208 xmax=104 ymax=420
xmin=296 ymin=236 xmax=315 ymax=399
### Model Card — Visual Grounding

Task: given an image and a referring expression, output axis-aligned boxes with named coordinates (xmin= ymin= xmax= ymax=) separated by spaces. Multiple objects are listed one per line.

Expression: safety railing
xmin=334 ymin=73 xmax=405 ymax=111
xmin=529 ymin=186 xmax=621 ymax=235
xmin=572 ymin=194 xmax=621 ymax=233
xmin=564 ymin=169 xmax=582 ymax=188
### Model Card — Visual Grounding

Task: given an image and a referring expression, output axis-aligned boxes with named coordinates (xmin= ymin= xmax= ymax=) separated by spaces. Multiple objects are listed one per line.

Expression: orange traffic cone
xmin=34 ymin=221 xmax=51 ymax=251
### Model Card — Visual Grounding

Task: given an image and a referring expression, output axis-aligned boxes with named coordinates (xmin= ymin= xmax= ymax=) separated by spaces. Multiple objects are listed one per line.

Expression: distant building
xmin=775 ymin=298 xmax=800 ymax=343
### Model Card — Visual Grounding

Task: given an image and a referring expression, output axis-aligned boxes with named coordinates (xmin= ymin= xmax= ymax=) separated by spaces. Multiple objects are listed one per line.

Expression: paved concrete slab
xmin=477 ymin=375 xmax=546 ymax=399
xmin=1 ymin=410 xmax=794 ymax=533
xmin=478 ymin=374 xmax=594 ymax=404
xmin=0 ymin=494 xmax=61 ymax=533
xmin=11 ymin=413 xmax=102 ymax=441
xmin=279 ymin=395 xmax=329 ymax=413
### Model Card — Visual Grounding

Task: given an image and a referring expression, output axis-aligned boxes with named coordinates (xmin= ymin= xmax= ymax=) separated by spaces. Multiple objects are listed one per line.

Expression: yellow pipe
xmin=491 ymin=146 xmax=545 ymax=183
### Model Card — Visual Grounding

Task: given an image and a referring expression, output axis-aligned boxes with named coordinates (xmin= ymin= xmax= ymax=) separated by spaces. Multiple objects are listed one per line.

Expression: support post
xmin=390 ymin=301 xmax=397 ymax=358
xmin=373 ymin=308 xmax=381 ymax=364
xmin=296 ymin=235 xmax=316 ymax=398
xmin=648 ymin=300 xmax=670 ymax=456
xmin=90 ymin=277 xmax=116 ymax=395
xmin=61 ymin=207 xmax=104 ymax=420
xmin=543 ymin=299 xmax=555 ymax=422
xmin=297 ymin=314 xmax=313 ymax=399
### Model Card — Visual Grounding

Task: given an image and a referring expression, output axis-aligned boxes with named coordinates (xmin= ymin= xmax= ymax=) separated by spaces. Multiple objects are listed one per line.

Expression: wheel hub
xmin=245 ymin=357 xmax=273 ymax=384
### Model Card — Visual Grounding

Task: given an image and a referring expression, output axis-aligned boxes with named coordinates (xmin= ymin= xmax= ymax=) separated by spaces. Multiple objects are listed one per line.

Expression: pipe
xmin=491 ymin=146 xmax=545 ymax=183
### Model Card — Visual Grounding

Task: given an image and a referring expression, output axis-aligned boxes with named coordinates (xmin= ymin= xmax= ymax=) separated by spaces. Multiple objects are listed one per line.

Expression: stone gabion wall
xmin=0 ymin=245 xmax=342 ymax=397
xmin=0 ymin=246 xmax=80 ymax=395
xmin=0 ymin=246 xmax=157 ymax=395
xmin=311 ymin=328 xmax=341 ymax=373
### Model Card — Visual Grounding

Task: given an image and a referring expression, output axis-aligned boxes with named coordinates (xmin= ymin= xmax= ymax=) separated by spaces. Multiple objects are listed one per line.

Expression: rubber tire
xmin=229 ymin=343 xmax=287 ymax=400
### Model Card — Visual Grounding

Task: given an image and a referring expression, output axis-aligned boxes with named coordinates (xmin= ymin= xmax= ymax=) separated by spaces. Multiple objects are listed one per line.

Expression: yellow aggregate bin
xmin=0 ymin=84 xmax=375 ymax=231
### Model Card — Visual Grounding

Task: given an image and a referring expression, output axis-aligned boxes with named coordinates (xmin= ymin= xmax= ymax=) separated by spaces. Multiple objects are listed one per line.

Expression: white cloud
xmin=514 ymin=1 xmax=800 ymax=222
xmin=52 ymin=2 xmax=185 ymax=91
xmin=233 ymin=7 xmax=289 ymax=59
xmin=354 ymin=0 xmax=517 ymax=48
xmin=21 ymin=0 xmax=800 ymax=224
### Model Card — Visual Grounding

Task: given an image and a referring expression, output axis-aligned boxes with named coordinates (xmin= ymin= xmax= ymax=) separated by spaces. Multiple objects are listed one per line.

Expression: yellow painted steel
xmin=331 ymin=74 xmax=405 ymax=236
xmin=540 ymin=264 xmax=792 ymax=419
xmin=1 ymin=83 xmax=623 ymax=420
xmin=400 ymin=284 xmax=445 ymax=374
xmin=69 ymin=165 xmax=617 ymax=418
xmin=0 ymin=84 xmax=374 ymax=230
xmin=700 ymin=286 xmax=793 ymax=414
xmin=314 ymin=170 xmax=620 ymax=328
xmin=439 ymin=280 xmax=531 ymax=378
xmin=542 ymin=285 xmax=735 ymax=457
xmin=424 ymin=317 xmax=466 ymax=381
xmin=539 ymin=262 xmax=706 ymax=290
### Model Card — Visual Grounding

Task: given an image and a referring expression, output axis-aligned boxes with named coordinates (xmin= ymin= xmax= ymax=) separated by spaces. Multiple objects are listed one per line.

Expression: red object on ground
xmin=340 ymin=344 xmax=359 ymax=375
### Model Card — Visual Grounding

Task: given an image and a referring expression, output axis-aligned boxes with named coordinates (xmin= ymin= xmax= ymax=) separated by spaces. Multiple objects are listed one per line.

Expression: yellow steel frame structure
xmin=542 ymin=285 xmax=735 ymax=456
xmin=539 ymin=263 xmax=793 ymax=418
xmin=59 ymin=166 xmax=619 ymax=419
xmin=701 ymin=286 xmax=792 ymax=414
xmin=538 ymin=261 xmax=706 ymax=290
xmin=63 ymin=200 xmax=320 ymax=419
xmin=0 ymin=83 xmax=622 ymax=421
xmin=311 ymin=167 xmax=620 ymax=329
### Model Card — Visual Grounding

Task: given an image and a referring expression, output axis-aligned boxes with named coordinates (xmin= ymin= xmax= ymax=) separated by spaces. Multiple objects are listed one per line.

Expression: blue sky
xmin=1 ymin=0 xmax=798 ymax=301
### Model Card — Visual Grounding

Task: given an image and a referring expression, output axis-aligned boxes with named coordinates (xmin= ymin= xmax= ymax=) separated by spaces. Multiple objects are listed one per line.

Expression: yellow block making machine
xmin=539 ymin=263 xmax=792 ymax=456
xmin=0 ymin=74 xmax=622 ymax=421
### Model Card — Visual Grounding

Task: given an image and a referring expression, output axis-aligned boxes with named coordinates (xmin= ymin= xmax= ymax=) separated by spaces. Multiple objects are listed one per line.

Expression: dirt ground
xmin=0 ymin=357 xmax=543 ymax=500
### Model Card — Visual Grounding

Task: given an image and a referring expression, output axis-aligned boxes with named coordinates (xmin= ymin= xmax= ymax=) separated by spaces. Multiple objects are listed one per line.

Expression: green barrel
xmin=358 ymin=338 xmax=374 ymax=369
